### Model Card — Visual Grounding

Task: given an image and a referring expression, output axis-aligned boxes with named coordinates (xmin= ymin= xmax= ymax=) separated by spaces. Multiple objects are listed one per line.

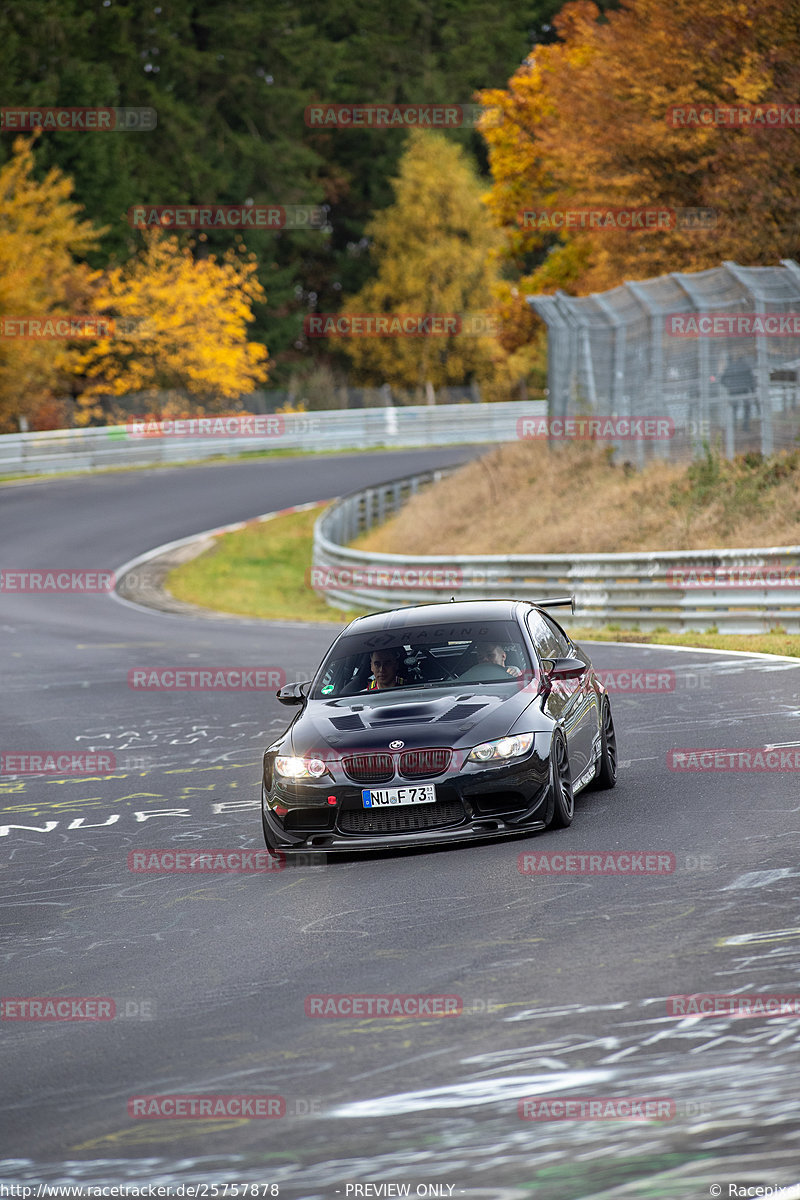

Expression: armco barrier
xmin=0 ymin=402 xmax=546 ymax=476
xmin=312 ymin=470 xmax=800 ymax=633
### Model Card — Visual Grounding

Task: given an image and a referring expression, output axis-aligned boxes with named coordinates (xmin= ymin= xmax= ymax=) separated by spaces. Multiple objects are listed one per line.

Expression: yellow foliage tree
xmin=338 ymin=130 xmax=505 ymax=396
xmin=0 ymin=136 xmax=101 ymax=432
xmin=72 ymin=231 xmax=269 ymax=423
xmin=479 ymin=0 xmax=800 ymax=350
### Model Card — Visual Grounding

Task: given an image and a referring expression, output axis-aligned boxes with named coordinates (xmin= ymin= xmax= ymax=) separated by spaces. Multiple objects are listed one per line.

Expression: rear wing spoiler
xmin=529 ymin=595 xmax=575 ymax=613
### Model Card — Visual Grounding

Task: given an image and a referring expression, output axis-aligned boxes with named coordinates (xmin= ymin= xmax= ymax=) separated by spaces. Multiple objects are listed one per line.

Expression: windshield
xmin=310 ymin=619 xmax=534 ymax=699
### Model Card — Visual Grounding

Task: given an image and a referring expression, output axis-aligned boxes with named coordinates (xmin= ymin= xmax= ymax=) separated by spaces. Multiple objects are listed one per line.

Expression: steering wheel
xmin=457 ymin=662 xmax=511 ymax=681
xmin=417 ymin=647 xmax=458 ymax=681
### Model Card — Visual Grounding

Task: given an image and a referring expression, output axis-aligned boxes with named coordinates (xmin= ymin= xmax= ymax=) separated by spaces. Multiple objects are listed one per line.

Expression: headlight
xmin=468 ymin=733 xmax=534 ymax=763
xmin=274 ymin=755 xmax=328 ymax=779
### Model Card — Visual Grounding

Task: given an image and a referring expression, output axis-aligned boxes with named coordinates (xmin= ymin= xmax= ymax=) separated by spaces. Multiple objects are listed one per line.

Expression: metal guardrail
xmin=0 ymin=401 xmax=546 ymax=476
xmin=312 ymin=470 xmax=800 ymax=633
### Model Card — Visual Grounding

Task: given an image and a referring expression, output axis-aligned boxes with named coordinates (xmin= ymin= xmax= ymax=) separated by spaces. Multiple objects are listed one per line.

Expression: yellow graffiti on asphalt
xmin=116 ymin=792 xmax=172 ymax=802
xmin=72 ymin=1120 xmax=252 ymax=1151
xmin=2 ymin=797 xmax=106 ymax=814
xmin=22 ymin=762 xmax=257 ymax=787
xmin=0 ymin=763 xmax=257 ymax=819
xmin=163 ymin=764 xmax=258 ymax=775
xmin=46 ymin=775 xmax=134 ymax=786
xmin=0 ymin=793 xmax=168 ymax=816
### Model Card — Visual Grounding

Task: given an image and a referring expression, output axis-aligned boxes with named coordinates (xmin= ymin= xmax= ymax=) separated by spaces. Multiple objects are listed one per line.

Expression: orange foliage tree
xmin=0 ymin=136 xmax=101 ymax=432
xmin=479 ymin=0 xmax=800 ymax=351
xmin=71 ymin=231 xmax=269 ymax=424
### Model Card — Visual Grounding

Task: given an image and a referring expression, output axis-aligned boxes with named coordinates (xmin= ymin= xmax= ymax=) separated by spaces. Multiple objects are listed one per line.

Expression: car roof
xmin=342 ymin=599 xmax=526 ymax=635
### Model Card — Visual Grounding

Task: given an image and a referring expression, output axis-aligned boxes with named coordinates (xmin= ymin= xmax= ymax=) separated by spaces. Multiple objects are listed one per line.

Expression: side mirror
xmin=277 ymin=680 xmax=311 ymax=706
xmin=548 ymin=656 xmax=588 ymax=680
xmin=539 ymin=657 xmax=588 ymax=693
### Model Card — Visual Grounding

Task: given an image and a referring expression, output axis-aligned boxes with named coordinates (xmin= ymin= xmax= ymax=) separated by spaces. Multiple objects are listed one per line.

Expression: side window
xmin=540 ymin=613 xmax=572 ymax=658
xmin=526 ymin=611 xmax=563 ymax=661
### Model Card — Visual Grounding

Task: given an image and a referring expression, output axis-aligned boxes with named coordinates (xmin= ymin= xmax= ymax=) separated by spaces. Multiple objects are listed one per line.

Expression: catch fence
xmin=528 ymin=260 xmax=800 ymax=462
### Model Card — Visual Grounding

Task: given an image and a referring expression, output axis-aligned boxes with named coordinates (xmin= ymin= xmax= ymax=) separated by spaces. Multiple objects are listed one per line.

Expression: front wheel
xmin=546 ymin=733 xmax=575 ymax=828
xmin=590 ymin=696 xmax=617 ymax=790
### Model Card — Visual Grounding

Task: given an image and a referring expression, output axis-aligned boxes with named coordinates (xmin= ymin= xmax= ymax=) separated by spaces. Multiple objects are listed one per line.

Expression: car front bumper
xmin=261 ymin=752 xmax=551 ymax=853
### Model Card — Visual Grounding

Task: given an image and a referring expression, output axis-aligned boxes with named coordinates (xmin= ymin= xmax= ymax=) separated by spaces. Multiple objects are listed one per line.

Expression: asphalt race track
xmin=2 ymin=449 xmax=800 ymax=1199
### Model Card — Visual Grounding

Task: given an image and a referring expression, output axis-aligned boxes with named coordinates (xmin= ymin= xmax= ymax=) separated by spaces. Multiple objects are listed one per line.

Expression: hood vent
xmin=442 ymin=703 xmax=487 ymax=722
xmin=329 ymin=715 xmax=366 ymax=731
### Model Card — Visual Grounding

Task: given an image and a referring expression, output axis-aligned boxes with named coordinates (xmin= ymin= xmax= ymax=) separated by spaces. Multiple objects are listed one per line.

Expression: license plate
xmin=362 ymin=785 xmax=437 ymax=808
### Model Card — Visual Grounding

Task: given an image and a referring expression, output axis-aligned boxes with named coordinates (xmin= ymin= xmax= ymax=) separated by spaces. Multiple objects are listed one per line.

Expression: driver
xmin=368 ymin=648 xmax=406 ymax=690
xmin=475 ymin=641 xmax=522 ymax=678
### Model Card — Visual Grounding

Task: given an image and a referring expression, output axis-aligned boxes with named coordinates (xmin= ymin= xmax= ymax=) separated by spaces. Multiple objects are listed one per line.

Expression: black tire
xmin=546 ymin=733 xmax=575 ymax=828
xmin=590 ymin=696 xmax=618 ymax=790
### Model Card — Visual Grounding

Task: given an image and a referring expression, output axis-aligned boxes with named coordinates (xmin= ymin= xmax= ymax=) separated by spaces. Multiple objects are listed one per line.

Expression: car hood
xmin=285 ymin=685 xmax=547 ymax=756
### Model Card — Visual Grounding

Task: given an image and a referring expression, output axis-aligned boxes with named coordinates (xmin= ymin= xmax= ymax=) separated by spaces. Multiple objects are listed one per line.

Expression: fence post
xmin=627 ymin=280 xmax=665 ymax=461
xmin=724 ymin=261 xmax=773 ymax=456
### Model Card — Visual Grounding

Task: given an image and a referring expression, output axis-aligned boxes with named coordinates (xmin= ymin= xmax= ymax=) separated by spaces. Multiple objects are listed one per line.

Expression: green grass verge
xmin=166 ymin=505 xmax=363 ymax=623
xmin=566 ymin=624 xmax=800 ymax=658
xmin=166 ymin=505 xmax=800 ymax=659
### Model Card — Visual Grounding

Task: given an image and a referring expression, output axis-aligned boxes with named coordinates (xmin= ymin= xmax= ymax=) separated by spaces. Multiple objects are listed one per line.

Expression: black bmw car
xmin=261 ymin=597 xmax=617 ymax=854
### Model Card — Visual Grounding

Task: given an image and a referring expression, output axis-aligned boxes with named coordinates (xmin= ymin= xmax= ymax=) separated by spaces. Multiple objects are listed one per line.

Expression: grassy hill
xmin=355 ymin=442 xmax=800 ymax=556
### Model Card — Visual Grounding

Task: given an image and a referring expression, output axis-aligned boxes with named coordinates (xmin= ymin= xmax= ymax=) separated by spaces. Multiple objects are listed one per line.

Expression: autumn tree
xmin=479 ymin=0 xmax=800 ymax=350
xmin=71 ymin=231 xmax=269 ymax=423
xmin=335 ymin=130 xmax=505 ymax=395
xmin=0 ymin=0 xmax=568 ymax=380
xmin=0 ymin=136 xmax=101 ymax=432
